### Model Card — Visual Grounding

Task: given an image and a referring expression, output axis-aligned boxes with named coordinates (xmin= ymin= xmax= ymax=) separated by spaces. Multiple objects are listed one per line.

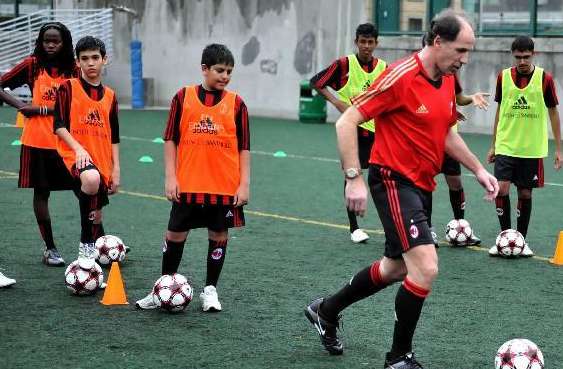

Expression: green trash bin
xmin=299 ymin=80 xmax=327 ymax=123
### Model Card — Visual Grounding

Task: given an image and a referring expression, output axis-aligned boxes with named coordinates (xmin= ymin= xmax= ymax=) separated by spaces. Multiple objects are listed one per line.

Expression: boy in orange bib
xmin=136 ymin=44 xmax=250 ymax=312
xmin=54 ymin=36 xmax=120 ymax=268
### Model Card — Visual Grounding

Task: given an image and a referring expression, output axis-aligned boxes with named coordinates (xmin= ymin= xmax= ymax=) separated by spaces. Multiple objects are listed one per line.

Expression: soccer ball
xmin=445 ymin=219 xmax=473 ymax=244
xmin=151 ymin=273 xmax=193 ymax=312
xmin=95 ymin=235 xmax=126 ymax=265
xmin=495 ymin=229 xmax=525 ymax=257
xmin=495 ymin=339 xmax=544 ymax=369
xmin=64 ymin=259 xmax=104 ymax=295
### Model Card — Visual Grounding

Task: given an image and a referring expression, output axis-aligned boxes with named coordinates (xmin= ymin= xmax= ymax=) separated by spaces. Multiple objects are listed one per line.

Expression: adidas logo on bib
xmin=512 ymin=95 xmax=530 ymax=110
xmin=226 ymin=210 xmax=234 ymax=218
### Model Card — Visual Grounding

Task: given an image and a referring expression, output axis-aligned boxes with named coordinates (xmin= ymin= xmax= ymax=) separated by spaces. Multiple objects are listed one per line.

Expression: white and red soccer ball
xmin=95 ymin=235 xmax=126 ymax=265
xmin=495 ymin=229 xmax=525 ymax=257
xmin=64 ymin=259 xmax=104 ymax=295
xmin=495 ymin=339 xmax=544 ymax=369
xmin=445 ymin=219 xmax=473 ymax=244
xmin=151 ymin=273 xmax=193 ymax=312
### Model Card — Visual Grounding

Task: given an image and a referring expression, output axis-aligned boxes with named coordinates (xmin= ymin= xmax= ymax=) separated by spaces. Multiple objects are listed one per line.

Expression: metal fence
xmin=0 ymin=8 xmax=113 ymax=73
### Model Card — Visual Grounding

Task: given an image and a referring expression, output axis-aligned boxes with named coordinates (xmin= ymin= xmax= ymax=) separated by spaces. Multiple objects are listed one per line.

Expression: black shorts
xmin=168 ymin=202 xmax=245 ymax=232
xmin=440 ymin=154 xmax=461 ymax=176
xmin=368 ymin=165 xmax=435 ymax=259
xmin=70 ymin=164 xmax=110 ymax=210
xmin=358 ymin=127 xmax=375 ymax=169
xmin=18 ymin=145 xmax=74 ymax=190
xmin=494 ymin=154 xmax=544 ymax=189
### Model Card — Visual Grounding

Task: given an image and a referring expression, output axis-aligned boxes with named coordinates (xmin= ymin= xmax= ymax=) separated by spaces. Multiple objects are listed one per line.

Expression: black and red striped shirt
xmin=163 ymin=85 xmax=250 ymax=206
xmin=494 ymin=66 xmax=558 ymax=107
xmin=163 ymin=85 xmax=250 ymax=151
xmin=0 ymin=56 xmax=78 ymax=92
xmin=310 ymin=55 xmax=384 ymax=91
xmin=53 ymin=77 xmax=120 ymax=144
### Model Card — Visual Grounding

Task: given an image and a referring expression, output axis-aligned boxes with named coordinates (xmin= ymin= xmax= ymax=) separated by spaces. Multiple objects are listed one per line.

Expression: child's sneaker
xmin=135 ymin=292 xmax=157 ymax=310
xmin=42 ymin=248 xmax=65 ymax=266
xmin=200 ymin=285 xmax=222 ymax=312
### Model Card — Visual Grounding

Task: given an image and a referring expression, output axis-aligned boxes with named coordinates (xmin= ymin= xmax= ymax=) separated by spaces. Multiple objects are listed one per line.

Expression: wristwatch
xmin=344 ymin=168 xmax=362 ymax=179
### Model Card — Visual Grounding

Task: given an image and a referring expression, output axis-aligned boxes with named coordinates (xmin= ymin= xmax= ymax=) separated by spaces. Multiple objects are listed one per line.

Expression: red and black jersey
xmin=353 ymin=53 xmax=457 ymax=192
xmin=494 ymin=66 xmax=558 ymax=107
xmin=53 ymin=76 xmax=120 ymax=144
xmin=310 ymin=55 xmax=384 ymax=91
xmin=0 ymin=56 xmax=78 ymax=92
xmin=163 ymin=85 xmax=250 ymax=151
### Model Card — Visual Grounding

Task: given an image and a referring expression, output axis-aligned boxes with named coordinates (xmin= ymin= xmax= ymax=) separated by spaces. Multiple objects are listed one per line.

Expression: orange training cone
xmin=15 ymin=112 xmax=24 ymax=128
xmin=100 ymin=262 xmax=128 ymax=305
xmin=549 ymin=231 xmax=563 ymax=266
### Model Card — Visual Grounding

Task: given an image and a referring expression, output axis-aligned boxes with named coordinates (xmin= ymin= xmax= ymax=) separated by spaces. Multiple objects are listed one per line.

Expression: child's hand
xmin=18 ymin=104 xmax=40 ymax=117
xmin=75 ymin=147 xmax=92 ymax=169
xmin=165 ymin=176 xmax=180 ymax=202
xmin=108 ymin=168 xmax=120 ymax=195
xmin=233 ymin=184 xmax=249 ymax=207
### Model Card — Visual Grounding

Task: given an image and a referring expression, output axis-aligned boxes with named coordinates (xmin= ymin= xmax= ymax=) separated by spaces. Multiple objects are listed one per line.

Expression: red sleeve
xmin=0 ymin=56 xmax=34 ymax=90
xmin=310 ymin=57 xmax=346 ymax=90
xmin=352 ymin=68 xmax=401 ymax=121
xmin=109 ymin=95 xmax=120 ymax=144
xmin=235 ymin=95 xmax=250 ymax=151
xmin=454 ymin=73 xmax=463 ymax=95
xmin=542 ymin=72 xmax=558 ymax=108
xmin=53 ymin=80 xmax=72 ymax=132
xmin=163 ymin=88 xmax=185 ymax=144
xmin=494 ymin=72 xmax=503 ymax=103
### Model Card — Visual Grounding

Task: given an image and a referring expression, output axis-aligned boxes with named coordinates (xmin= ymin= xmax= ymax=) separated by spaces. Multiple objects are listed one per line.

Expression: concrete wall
xmin=56 ymin=0 xmax=563 ymax=135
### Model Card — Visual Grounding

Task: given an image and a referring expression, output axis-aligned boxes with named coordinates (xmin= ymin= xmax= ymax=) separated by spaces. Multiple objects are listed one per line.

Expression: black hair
xmin=511 ymin=36 xmax=534 ymax=52
xmin=425 ymin=9 xmax=468 ymax=46
xmin=355 ymin=23 xmax=378 ymax=40
xmin=75 ymin=36 xmax=106 ymax=58
xmin=32 ymin=22 xmax=75 ymax=78
xmin=201 ymin=44 xmax=234 ymax=68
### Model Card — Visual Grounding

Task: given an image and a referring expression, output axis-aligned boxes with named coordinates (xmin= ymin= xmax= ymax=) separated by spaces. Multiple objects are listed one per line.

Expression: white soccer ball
xmin=445 ymin=219 xmax=473 ymax=244
xmin=95 ymin=235 xmax=126 ymax=265
xmin=151 ymin=273 xmax=193 ymax=312
xmin=495 ymin=229 xmax=525 ymax=257
xmin=495 ymin=338 xmax=544 ymax=369
xmin=64 ymin=259 xmax=103 ymax=295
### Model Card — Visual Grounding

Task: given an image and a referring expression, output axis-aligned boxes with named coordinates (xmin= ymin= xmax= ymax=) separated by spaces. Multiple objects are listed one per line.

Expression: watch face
xmin=346 ymin=168 xmax=358 ymax=178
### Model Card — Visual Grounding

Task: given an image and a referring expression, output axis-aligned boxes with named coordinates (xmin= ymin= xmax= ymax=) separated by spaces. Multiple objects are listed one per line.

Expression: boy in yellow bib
xmin=487 ymin=36 xmax=561 ymax=256
xmin=310 ymin=23 xmax=386 ymax=244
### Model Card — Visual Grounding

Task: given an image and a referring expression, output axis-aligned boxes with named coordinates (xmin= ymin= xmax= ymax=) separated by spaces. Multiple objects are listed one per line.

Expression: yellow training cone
xmin=100 ymin=262 xmax=128 ymax=305
xmin=549 ymin=231 xmax=563 ymax=266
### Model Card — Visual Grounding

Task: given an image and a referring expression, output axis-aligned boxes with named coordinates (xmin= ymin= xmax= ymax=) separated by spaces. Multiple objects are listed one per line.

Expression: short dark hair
xmin=75 ymin=36 xmax=106 ymax=58
xmin=355 ymin=23 xmax=378 ymax=40
xmin=425 ymin=9 xmax=468 ymax=45
xmin=201 ymin=44 xmax=234 ymax=68
xmin=511 ymin=36 xmax=534 ymax=52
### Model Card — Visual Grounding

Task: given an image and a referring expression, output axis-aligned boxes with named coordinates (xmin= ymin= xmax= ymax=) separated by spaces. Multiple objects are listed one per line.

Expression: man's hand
xmin=165 ymin=175 xmax=180 ymax=202
xmin=233 ymin=183 xmax=249 ymax=207
xmin=75 ymin=147 xmax=92 ymax=170
xmin=486 ymin=148 xmax=496 ymax=163
xmin=474 ymin=168 xmax=499 ymax=202
xmin=108 ymin=167 xmax=120 ymax=195
xmin=470 ymin=92 xmax=490 ymax=110
xmin=344 ymin=177 xmax=368 ymax=217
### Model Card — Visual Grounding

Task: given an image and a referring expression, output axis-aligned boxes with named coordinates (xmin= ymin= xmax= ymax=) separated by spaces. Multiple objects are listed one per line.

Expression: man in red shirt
xmin=304 ymin=10 xmax=498 ymax=369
